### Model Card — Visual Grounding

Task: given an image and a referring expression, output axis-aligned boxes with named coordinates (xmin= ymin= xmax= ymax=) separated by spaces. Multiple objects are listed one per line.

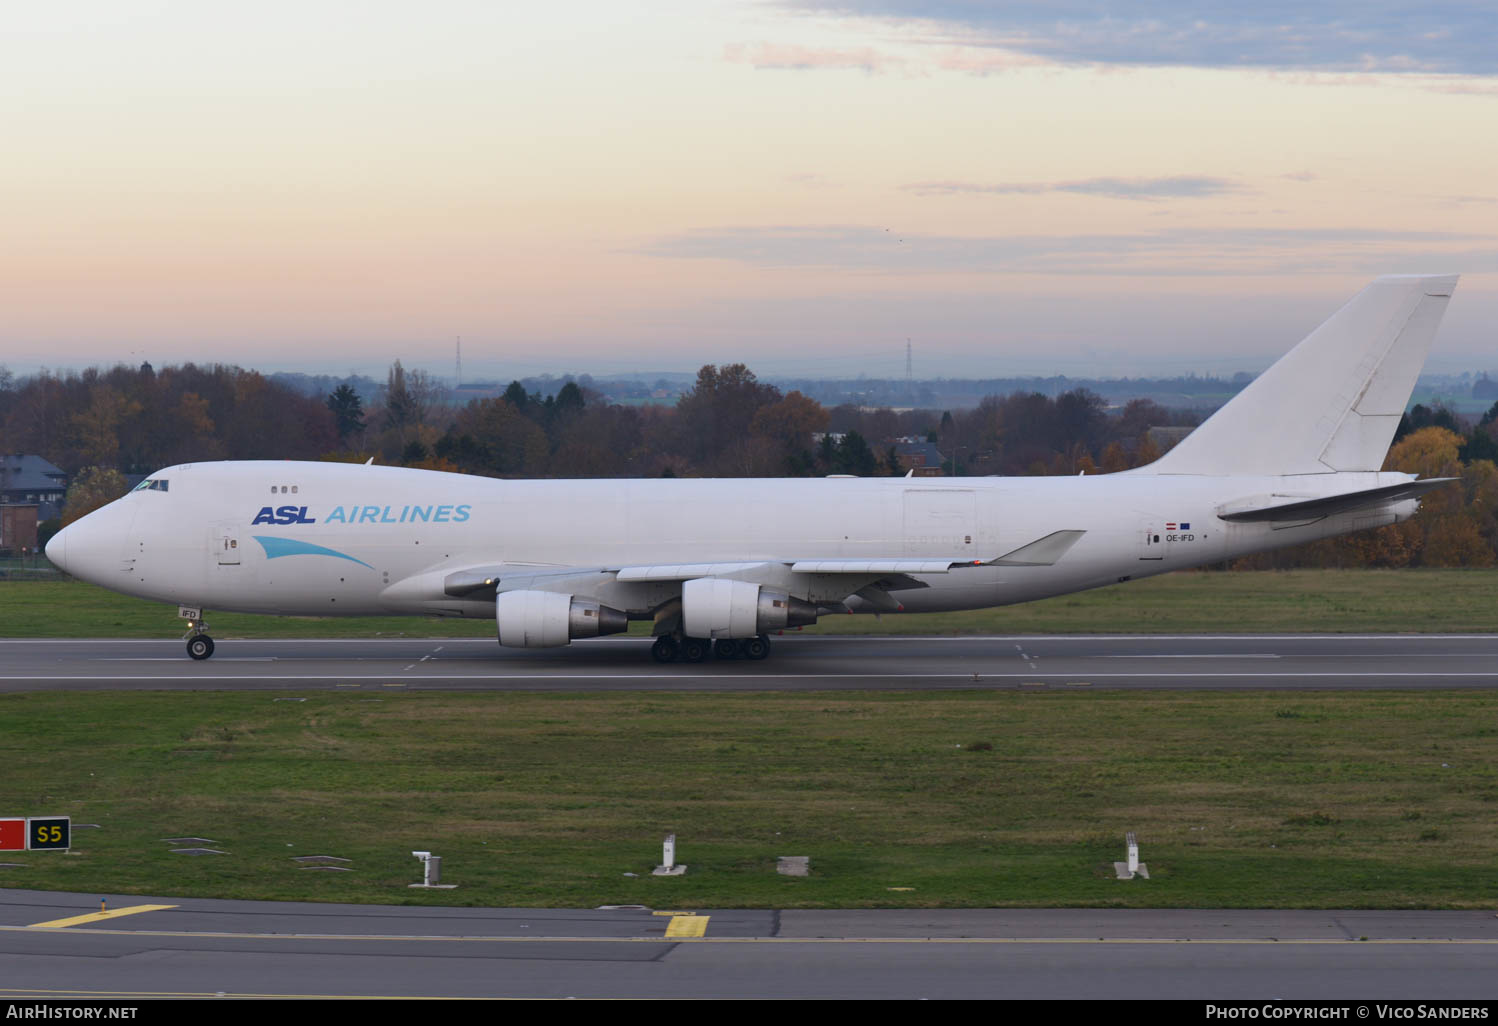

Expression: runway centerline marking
xmin=28 ymin=905 xmax=177 ymax=928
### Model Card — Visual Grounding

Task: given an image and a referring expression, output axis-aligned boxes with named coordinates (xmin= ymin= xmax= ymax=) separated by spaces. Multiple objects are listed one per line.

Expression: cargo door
xmin=903 ymin=489 xmax=977 ymax=556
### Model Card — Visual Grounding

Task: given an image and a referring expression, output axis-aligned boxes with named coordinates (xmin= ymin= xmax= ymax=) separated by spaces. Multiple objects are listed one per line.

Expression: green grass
xmin=5 ymin=570 xmax=1496 ymax=909
xmin=4 ymin=568 xmax=1498 ymax=639
xmin=2 ymin=689 xmax=1497 ymax=909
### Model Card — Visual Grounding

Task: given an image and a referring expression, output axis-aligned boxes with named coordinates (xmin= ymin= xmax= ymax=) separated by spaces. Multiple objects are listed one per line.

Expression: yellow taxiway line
xmin=28 ymin=904 xmax=178 ymax=929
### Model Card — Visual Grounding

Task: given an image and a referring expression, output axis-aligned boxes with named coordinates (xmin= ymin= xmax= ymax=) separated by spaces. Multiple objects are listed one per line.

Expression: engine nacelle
xmin=681 ymin=578 xmax=818 ymax=639
xmin=495 ymin=590 xmax=628 ymax=648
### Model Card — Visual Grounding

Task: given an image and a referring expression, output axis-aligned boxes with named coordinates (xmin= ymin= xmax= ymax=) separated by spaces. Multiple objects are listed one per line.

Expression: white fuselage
xmin=50 ymin=460 xmax=1419 ymax=621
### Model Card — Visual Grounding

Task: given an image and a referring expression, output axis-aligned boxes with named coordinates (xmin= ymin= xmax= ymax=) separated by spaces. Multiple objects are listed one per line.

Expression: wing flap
xmin=615 ymin=562 xmax=771 ymax=582
xmin=789 ymin=558 xmax=977 ymax=574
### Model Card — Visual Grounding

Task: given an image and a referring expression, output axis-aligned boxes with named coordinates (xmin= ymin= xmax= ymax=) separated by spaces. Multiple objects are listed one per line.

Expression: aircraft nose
xmin=45 ymin=526 xmax=67 ymax=573
xmin=44 ymin=511 xmax=125 ymax=585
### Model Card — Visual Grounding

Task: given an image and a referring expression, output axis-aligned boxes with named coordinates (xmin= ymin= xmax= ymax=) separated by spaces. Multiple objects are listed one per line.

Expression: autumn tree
xmin=61 ymin=466 xmax=129 ymax=526
xmin=750 ymin=391 xmax=828 ymax=475
xmin=675 ymin=364 xmax=781 ymax=470
xmin=437 ymin=397 xmax=549 ymax=477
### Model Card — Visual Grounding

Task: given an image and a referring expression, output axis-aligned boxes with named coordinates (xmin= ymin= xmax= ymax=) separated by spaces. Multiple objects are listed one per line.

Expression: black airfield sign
xmin=27 ymin=817 xmax=70 ymax=850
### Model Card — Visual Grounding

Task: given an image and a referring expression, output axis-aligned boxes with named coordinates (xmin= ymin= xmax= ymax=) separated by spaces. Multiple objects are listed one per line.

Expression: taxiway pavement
xmin=2 ymin=889 xmax=1496 ymax=999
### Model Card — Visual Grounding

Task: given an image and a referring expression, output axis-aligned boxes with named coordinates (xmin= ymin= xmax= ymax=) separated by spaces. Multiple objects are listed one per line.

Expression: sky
xmin=1 ymin=1 xmax=1495 ymax=381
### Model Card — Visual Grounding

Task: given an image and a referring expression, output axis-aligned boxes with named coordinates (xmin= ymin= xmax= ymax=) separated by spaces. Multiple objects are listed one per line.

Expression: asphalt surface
xmin=3 ymin=633 xmax=1498 ymax=691
xmin=2 ymin=889 xmax=1496 ymax=999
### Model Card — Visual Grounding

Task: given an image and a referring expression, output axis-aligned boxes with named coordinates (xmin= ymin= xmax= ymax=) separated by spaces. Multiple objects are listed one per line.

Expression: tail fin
xmin=1148 ymin=274 xmax=1458 ymax=476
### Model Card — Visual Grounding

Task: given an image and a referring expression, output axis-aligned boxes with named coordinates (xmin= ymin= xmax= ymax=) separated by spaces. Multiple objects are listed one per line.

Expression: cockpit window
xmin=133 ymin=479 xmax=169 ymax=493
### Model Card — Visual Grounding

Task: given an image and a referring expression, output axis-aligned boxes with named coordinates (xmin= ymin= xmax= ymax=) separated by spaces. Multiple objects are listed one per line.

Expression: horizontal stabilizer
xmin=1217 ymin=478 xmax=1455 ymax=523
xmin=991 ymin=530 xmax=1087 ymax=566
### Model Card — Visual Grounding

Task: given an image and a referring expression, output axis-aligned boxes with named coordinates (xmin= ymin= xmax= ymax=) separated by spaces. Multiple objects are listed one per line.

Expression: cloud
xmin=781 ymin=2 xmax=1498 ymax=75
xmin=723 ymin=41 xmax=905 ymax=73
xmin=637 ymin=224 xmax=1494 ymax=275
xmin=904 ymin=176 xmax=1241 ymax=200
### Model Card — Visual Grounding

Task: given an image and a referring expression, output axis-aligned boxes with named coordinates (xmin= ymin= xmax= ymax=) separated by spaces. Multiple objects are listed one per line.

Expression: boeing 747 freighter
xmin=47 ymin=275 xmax=1459 ymax=663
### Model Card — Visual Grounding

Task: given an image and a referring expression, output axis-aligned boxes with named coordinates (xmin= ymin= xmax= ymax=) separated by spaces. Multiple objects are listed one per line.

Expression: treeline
xmin=358 ymin=364 xmax=1199 ymax=480
xmin=0 ymin=363 xmax=339 ymax=474
xmin=7 ymin=360 xmax=1498 ymax=567
xmin=0 ymin=358 xmax=1200 ymax=488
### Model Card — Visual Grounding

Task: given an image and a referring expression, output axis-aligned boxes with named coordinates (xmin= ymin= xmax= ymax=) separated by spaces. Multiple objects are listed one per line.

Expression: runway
xmin=2 ymin=633 xmax=1498 ymax=691
xmin=2 ymin=889 xmax=1496 ymax=999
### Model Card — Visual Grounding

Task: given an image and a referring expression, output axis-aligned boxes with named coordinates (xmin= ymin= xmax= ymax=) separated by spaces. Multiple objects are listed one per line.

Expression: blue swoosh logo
xmin=252 ymin=536 xmax=374 ymax=569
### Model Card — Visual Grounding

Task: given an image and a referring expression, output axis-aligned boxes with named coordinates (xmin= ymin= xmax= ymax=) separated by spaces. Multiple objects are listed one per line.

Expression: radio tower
xmin=455 ymin=336 xmax=463 ymax=388
xmin=905 ymin=339 xmax=913 ymax=401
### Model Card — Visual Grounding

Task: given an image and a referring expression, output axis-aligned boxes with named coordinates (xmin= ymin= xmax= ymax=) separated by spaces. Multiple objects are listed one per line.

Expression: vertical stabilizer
xmin=1147 ymin=275 xmax=1458 ymax=476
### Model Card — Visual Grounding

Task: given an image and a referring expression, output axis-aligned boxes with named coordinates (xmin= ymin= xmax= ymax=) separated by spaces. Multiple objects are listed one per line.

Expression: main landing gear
xmin=183 ymin=618 xmax=215 ymax=660
xmin=651 ymin=634 xmax=771 ymax=663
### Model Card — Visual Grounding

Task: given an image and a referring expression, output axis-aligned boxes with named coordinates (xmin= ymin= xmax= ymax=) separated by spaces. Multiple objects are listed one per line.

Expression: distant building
xmin=0 ymin=504 xmax=40 ymax=555
xmin=893 ymin=441 xmax=947 ymax=477
xmin=1 ymin=453 xmax=69 ymax=554
xmin=0 ymin=454 xmax=68 ymax=522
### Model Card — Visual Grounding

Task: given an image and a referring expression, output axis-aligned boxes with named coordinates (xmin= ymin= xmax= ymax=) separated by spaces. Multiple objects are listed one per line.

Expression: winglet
xmin=990 ymin=529 xmax=1086 ymax=566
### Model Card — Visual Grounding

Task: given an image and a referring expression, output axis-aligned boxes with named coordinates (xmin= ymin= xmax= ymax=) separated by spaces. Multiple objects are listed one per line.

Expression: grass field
xmin=3 ymin=569 xmax=1496 ymax=910
xmin=0 ymin=688 xmax=1492 ymax=904
xmin=3 ymin=568 xmax=1497 ymax=638
xmin=1 ymin=689 xmax=1496 ymax=909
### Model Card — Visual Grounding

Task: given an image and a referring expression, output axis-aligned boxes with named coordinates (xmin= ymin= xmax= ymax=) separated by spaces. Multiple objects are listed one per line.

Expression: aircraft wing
xmin=438 ymin=530 xmax=1086 ymax=600
xmin=1217 ymin=478 xmax=1456 ymax=523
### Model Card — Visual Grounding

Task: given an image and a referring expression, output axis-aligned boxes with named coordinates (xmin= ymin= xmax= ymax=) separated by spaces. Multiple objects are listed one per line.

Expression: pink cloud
xmin=723 ymin=41 xmax=904 ymax=74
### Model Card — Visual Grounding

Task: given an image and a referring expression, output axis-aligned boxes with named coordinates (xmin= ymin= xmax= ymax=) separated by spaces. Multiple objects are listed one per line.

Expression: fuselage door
xmin=1138 ymin=520 xmax=1164 ymax=560
xmin=903 ymin=489 xmax=977 ymax=556
xmin=214 ymin=522 xmax=241 ymax=566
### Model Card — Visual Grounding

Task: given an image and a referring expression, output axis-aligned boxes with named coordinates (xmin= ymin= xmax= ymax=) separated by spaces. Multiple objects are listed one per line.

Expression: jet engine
xmin=681 ymin=578 xmax=818 ymax=639
xmin=495 ymin=590 xmax=628 ymax=648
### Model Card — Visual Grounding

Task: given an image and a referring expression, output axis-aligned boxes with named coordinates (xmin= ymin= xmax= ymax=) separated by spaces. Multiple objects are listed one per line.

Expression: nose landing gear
xmin=183 ymin=619 xmax=215 ymax=660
